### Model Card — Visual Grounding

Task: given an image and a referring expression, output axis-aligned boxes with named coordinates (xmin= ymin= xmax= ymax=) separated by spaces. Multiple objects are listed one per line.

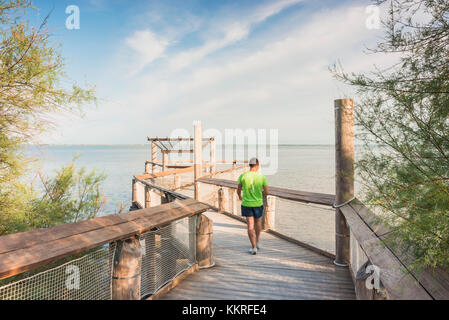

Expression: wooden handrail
xmin=0 ymin=199 xmax=210 ymax=280
xmin=136 ymin=166 xmax=194 ymax=179
xmin=133 ymin=176 xmax=190 ymax=200
xmin=146 ymin=160 xmax=248 ymax=164
xmin=199 ymin=178 xmax=335 ymax=206
xmin=342 ymin=201 xmax=449 ymax=300
xmin=137 ymin=163 xmax=215 ymax=180
xmin=199 ymin=164 xmax=247 ymax=179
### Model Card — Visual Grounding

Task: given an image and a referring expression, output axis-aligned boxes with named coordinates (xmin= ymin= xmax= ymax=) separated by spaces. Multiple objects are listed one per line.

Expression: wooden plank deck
xmin=160 ymin=211 xmax=356 ymax=300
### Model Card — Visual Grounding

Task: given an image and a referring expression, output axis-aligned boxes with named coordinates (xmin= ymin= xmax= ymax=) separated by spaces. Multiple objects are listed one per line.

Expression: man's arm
xmin=263 ymin=185 xmax=269 ymax=197
xmin=237 ymin=184 xmax=242 ymax=201
xmin=262 ymin=175 xmax=269 ymax=197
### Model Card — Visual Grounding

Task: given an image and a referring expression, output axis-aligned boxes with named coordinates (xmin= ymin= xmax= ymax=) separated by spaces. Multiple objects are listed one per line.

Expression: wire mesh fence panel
xmin=140 ymin=216 xmax=196 ymax=299
xmin=273 ymin=198 xmax=335 ymax=254
xmin=0 ymin=244 xmax=115 ymax=300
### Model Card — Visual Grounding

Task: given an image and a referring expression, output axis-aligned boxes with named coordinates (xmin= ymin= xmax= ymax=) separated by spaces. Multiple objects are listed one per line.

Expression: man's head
xmin=249 ymin=157 xmax=259 ymax=171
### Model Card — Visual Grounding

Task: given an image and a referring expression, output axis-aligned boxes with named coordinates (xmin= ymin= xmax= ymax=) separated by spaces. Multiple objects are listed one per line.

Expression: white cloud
xmin=168 ymin=0 xmax=303 ymax=71
xmin=48 ymin=2 xmax=400 ymax=144
xmin=124 ymin=29 xmax=169 ymax=76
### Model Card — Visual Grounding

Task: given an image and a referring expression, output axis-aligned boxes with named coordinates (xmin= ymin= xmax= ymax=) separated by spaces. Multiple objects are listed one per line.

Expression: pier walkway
xmin=160 ymin=210 xmax=356 ymax=300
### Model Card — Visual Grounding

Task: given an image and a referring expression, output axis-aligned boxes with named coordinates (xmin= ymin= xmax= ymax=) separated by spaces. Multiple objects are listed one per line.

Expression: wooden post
xmin=162 ymin=151 xmax=168 ymax=172
xmin=145 ymin=161 xmax=150 ymax=174
xmin=334 ymin=98 xmax=354 ymax=267
xmin=151 ymin=141 xmax=157 ymax=174
xmin=194 ymin=122 xmax=202 ymax=200
xmin=196 ymin=214 xmax=214 ymax=268
xmin=112 ymin=236 xmax=142 ymax=300
xmin=231 ymin=189 xmax=238 ymax=214
xmin=218 ymin=188 xmax=227 ymax=212
xmin=210 ymin=138 xmax=216 ymax=175
xmin=173 ymin=174 xmax=180 ymax=190
xmin=145 ymin=185 xmax=151 ymax=208
xmin=132 ymin=178 xmax=137 ymax=203
xmin=262 ymin=195 xmax=276 ymax=230
xmin=232 ymin=160 xmax=238 ymax=180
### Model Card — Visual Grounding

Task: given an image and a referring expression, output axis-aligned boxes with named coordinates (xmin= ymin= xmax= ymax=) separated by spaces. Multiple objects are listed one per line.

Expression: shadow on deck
xmin=160 ymin=211 xmax=356 ymax=300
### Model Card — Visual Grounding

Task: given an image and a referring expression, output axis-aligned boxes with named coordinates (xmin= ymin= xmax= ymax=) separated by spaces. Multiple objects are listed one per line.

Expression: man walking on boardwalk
xmin=237 ymin=157 xmax=269 ymax=255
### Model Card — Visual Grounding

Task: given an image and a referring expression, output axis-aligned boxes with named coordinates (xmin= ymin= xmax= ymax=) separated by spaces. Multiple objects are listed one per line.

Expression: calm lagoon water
xmin=26 ymin=144 xmax=349 ymax=252
xmin=26 ymin=144 xmax=337 ymax=213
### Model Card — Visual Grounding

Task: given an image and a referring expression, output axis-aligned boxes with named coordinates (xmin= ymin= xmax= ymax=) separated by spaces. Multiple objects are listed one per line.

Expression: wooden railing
xmin=193 ymin=177 xmax=449 ymax=300
xmin=0 ymin=198 xmax=211 ymax=300
xmin=340 ymin=201 xmax=449 ymax=300
xmin=199 ymin=178 xmax=335 ymax=206
xmin=196 ymin=178 xmax=336 ymax=259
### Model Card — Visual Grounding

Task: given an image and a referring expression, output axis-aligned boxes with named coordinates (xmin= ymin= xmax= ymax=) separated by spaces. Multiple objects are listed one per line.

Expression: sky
xmin=28 ymin=0 xmax=395 ymax=145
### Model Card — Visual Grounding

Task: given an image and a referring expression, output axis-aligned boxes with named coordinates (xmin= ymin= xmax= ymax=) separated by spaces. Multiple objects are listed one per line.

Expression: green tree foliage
xmin=333 ymin=0 xmax=449 ymax=271
xmin=0 ymin=1 xmax=104 ymax=235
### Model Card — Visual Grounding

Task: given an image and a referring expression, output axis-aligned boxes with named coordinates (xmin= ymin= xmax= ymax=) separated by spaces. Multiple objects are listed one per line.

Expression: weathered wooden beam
xmin=340 ymin=204 xmax=432 ymax=300
xmin=196 ymin=215 xmax=214 ymax=268
xmin=161 ymin=149 xmax=194 ymax=153
xmin=162 ymin=152 xmax=168 ymax=172
xmin=151 ymin=141 xmax=157 ymax=174
xmin=218 ymin=188 xmax=227 ymax=213
xmin=112 ymin=237 xmax=142 ymax=300
xmin=147 ymin=137 xmax=211 ymax=142
xmin=132 ymin=178 xmax=137 ymax=203
xmin=334 ymin=98 xmax=354 ymax=267
xmin=0 ymin=199 xmax=210 ymax=280
xmin=200 ymin=178 xmax=335 ymax=206
xmin=350 ymin=202 xmax=449 ymax=300
xmin=135 ymin=166 xmax=194 ymax=180
xmin=210 ymin=139 xmax=216 ymax=174
xmin=145 ymin=185 xmax=151 ymax=208
xmin=262 ymin=195 xmax=276 ymax=231
xmin=173 ymin=175 xmax=181 ymax=189
xmin=200 ymin=164 xmax=247 ymax=180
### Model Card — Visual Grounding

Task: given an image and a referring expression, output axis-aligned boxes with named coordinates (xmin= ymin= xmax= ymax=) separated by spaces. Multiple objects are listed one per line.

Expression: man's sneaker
xmin=256 ymin=242 xmax=260 ymax=250
xmin=249 ymin=247 xmax=258 ymax=255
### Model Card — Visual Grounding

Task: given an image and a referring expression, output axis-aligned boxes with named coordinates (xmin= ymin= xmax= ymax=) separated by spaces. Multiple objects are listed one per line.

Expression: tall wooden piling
xmin=231 ymin=189 xmax=238 ymax=215
xmin=194 ymin=122 xmax=202 ymax=200
xmin=162 ymin=151 xmax=168 ymax=172
xmin=112 ymin=236 xmax=142 ymax=300
xmin=132 ymin=178 xmax=137 ymax=204
xmin=334 ymin=98 xmax=354 ymax=267
xmin=262 ymin=195 xmax=276 ymax=230
xmin=145 ymin=185 xmax=151 ymax=208
xmin=151 ymin=141 xmax=157 ymax=174
xmin=218 ymin=188 xmax=227 ymax=212
xmin=174 ymin=174 xmax=180 ymax=190
xmin=196 ymin=214 xmax=214 ymax=268
xmin=210 ymin=138 xmax=216 ymax=174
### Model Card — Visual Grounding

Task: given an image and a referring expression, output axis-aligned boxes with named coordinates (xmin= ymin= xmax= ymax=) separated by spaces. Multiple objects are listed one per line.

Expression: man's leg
xmin=255 ymin=217 xmax=262 ymax=244
xmin=246 ymin=216 xmax=257 ymax=249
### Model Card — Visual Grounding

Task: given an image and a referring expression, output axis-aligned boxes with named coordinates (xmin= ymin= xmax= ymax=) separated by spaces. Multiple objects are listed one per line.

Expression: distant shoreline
xmin=26 ymin=143 xmax=336 ymax=147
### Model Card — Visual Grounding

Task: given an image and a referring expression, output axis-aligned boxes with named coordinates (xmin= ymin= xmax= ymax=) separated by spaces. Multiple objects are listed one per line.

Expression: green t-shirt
xmin=238 ymin=171 xmax=268 ymax=207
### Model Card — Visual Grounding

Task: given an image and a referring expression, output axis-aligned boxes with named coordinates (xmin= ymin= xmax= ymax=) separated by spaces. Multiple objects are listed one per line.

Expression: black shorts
xmin=241 ymin=205 xmax=263 ymax=219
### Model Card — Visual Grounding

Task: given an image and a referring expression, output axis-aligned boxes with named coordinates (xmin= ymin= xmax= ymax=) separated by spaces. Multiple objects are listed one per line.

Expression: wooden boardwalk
xmin=160 ymin=211 xmax=356 ymax=300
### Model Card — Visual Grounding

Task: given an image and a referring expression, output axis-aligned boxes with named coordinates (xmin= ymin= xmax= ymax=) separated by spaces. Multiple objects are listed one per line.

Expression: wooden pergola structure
xmin=145 ymin=136 xmax=216 ymax=174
